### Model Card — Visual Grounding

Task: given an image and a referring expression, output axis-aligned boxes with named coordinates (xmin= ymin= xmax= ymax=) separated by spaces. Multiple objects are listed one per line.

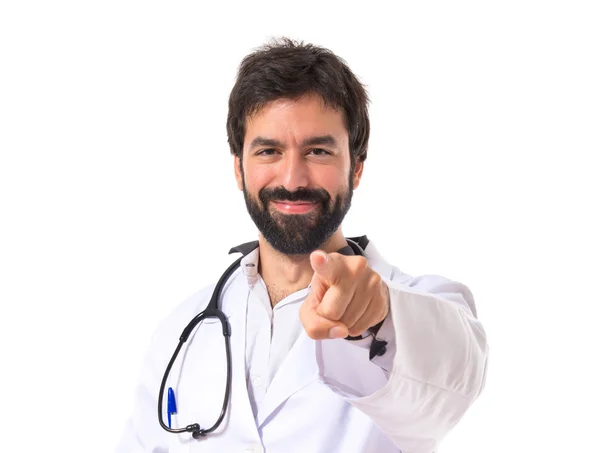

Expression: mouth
xmin=271 ymin=200 xmax=319 ymax=214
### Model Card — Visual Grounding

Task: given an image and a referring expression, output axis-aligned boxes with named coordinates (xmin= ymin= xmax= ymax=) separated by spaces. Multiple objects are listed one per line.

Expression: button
xmin=252 ymin=376 xmax=262 ymax=387
xmin=243 ymin=262 xmax=258 ymax=278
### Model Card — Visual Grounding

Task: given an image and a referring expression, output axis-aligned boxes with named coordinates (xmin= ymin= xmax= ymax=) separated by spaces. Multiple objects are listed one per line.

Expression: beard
xmin=241 ymin=170 xmax=353 ymax=255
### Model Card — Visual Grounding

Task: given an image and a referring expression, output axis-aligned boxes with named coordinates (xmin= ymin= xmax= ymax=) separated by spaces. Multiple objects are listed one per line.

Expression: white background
xmin=1 ymin=1 xmax=599 ymax=452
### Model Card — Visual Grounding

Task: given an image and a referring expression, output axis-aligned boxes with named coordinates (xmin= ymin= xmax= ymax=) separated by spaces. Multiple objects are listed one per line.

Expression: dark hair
xmin=226 ymin=37 xmax=370 ymax=163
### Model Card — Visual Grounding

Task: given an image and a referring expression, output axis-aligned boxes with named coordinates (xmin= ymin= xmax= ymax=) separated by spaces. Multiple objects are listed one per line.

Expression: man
xmin=117 ymin=38 xmax=488 ymax=453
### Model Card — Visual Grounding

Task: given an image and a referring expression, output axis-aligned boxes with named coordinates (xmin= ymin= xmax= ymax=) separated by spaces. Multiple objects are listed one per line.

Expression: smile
xmin=271 ymin=200 xmax=319 ymax=214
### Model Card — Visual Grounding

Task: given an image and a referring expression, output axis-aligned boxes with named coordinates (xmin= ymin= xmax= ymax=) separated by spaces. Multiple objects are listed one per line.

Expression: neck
xmin=258 ymin=230 xmax=348 ymax=306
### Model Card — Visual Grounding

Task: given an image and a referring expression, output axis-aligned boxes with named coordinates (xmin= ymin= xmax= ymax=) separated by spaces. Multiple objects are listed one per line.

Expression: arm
xmin=355 ymin=276 xmax=487 ymax=453
xmin=300 ymin=253 xmax=488 ymax=453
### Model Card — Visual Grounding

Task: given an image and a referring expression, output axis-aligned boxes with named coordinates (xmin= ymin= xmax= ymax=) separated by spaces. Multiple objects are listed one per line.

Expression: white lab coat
xmin=117 ymin=241 xmax=488 ymax=453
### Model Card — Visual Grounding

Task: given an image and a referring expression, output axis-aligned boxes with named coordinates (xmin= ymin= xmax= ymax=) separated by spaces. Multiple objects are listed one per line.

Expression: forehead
xmin=244 ymin=94 xmax=348 ymax=145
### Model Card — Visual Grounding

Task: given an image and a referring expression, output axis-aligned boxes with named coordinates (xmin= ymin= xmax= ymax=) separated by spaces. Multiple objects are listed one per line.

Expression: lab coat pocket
xmin=167 ymin=432 xmax=194 ymax=453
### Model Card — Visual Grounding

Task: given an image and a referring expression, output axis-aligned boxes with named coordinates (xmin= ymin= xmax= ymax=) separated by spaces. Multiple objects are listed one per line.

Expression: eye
xmin=256 ymin=148 xmax=278 ymax=156
xmin=308 ymin=148 xmax=332 ymax=156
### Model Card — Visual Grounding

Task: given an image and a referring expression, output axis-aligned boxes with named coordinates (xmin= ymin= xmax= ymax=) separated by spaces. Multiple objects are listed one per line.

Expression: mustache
xmin=258 ymin=186 xmax=330 ymax=205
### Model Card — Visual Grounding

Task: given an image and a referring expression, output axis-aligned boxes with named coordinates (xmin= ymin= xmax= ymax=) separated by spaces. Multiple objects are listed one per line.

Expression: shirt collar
xmin=240 ymin=247 xmax=260 ymax=286
xmin=238 ymin=242 xmax=357 ymax=287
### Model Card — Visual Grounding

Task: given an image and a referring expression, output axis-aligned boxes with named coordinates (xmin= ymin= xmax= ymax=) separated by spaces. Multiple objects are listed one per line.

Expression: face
xmin=235 ymin=94 xmax=364 ymax=255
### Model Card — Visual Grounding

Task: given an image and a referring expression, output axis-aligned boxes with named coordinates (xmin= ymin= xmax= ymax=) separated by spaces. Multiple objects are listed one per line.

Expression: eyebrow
xmin=249 ymin=135 xmax=338 ymax=150
xmin=302 ymin=135 xmax=338 ymax=148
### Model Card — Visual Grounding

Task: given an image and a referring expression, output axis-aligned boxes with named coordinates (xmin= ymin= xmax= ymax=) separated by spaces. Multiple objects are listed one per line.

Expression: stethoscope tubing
xmin=157 ymin=239 xmax=366 ymax=438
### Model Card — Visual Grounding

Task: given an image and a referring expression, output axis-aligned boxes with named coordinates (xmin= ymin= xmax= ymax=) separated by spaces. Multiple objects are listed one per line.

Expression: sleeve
xmin=317 ymin=273 xmax=489 ymax=453
xmin=341 ymin=312 xmax=397 ymax=374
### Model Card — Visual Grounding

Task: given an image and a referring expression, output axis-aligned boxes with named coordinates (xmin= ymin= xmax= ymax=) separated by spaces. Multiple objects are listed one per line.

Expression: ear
xmin=352 ymin=159 xmax=364 ymax=190
xmin=234 ymin=155 xmax=243 ymax=191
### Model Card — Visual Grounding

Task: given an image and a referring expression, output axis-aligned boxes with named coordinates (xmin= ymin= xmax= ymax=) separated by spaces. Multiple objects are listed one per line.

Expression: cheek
xmin=243 ymin=165 xmax=274 ymax=194
xmin=319 ymin=168 xmax=350 ymax=194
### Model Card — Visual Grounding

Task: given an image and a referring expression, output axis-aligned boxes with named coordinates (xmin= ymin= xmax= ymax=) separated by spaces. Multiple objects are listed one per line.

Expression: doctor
xmin=117 ymin=37 xmax=488 ymax=453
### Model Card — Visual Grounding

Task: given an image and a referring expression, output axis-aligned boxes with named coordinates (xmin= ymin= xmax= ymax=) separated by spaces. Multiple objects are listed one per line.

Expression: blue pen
xmin=167 ymin=387 xmax=178 ymax=428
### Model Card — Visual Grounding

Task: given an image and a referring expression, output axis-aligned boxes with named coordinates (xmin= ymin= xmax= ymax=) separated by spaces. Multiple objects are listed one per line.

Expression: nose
xmin=278 ymin=151 xmax=310 ymax=191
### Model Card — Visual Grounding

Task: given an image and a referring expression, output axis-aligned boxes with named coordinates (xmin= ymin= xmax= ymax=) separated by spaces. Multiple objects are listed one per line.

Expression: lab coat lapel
xmin=255 ymin=331 xmax=318 ymax=427
xmin=221 ymin=280 xmax=258 ymax=437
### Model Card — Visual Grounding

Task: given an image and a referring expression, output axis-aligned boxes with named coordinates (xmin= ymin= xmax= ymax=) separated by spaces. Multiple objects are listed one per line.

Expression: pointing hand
xmin=299 ymin=250 xmax=390 ymax=340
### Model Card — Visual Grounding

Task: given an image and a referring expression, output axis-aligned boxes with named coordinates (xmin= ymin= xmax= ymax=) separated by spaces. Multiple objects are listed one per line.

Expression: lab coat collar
xmin=228 ymin=239 xmax=259 ymax=256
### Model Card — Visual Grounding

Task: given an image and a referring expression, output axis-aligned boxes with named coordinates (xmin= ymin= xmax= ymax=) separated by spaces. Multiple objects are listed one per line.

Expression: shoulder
xmin=147 ymin=284 xmax=216 ymax=351
xmin=150 ymin=260 xmax=248 ymax=344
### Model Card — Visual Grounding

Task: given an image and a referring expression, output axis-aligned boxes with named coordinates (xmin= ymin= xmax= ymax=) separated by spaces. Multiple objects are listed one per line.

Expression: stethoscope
xmin=158 ymin=236 xmax=369 ymax=439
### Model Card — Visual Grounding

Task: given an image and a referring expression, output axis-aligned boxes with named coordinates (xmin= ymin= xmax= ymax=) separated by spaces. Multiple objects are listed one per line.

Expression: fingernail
xmin=328 ymin=326 xmax=347 ymax=339
xmin=315 ymin=250 xmax=328 ymax=261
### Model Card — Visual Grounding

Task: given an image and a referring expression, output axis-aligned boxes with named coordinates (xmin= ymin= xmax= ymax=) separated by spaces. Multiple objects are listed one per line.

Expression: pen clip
xmin=167 ymin=387 xmax=177 ymax=428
